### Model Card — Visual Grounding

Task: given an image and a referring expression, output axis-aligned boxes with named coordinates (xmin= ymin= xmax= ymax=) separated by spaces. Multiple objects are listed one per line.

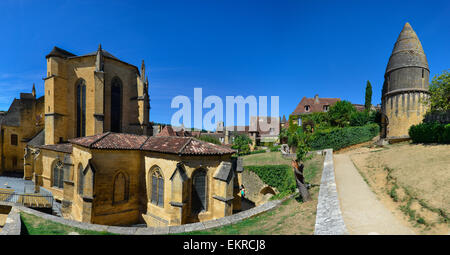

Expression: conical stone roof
xmin=385 ymin=22 xmax=428 ymax=74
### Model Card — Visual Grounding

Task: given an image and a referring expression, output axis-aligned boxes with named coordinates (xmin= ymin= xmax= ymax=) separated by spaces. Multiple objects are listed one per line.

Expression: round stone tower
xmin=380 ymin=22 xmax=430 ymax=140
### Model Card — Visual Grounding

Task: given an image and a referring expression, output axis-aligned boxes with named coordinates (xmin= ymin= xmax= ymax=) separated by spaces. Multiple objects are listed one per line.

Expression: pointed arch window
xmin=191 ymin=169 xmax=207 ymax=213
xmin=150 ymin=167 xmax=164 ymax=207
xmin=78 ymin=164 xmax=84 ymax=195
xmin=113 ymin=172 xmax=128 ymax=204
xmin=52 ymin=160 xmax=64 ymax=189
xmin=111 ymin=77 xmax=122 ymax=132
xmin=76 ymin=79 xmax=86 ymax=137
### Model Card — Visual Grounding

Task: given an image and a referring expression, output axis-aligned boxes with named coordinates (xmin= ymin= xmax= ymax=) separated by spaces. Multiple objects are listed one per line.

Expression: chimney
xmin=314 ymin=94 xmax=319 ymax=104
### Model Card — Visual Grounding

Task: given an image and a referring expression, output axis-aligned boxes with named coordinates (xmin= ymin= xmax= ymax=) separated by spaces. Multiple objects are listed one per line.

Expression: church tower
xmin=381 ymin=22 xmax=430 ymax=140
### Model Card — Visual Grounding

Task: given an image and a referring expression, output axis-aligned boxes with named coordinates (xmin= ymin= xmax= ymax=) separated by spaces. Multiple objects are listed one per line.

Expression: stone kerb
xmin=0 ymin=195 xmax=289 ymax=235
xmin=314 ymin=149 xmax=348 ymax=235
xmin=0 ymin=202 xmax=21 ymax=235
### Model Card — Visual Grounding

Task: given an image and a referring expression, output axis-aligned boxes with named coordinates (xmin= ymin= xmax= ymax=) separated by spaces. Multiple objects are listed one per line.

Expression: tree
xmin=423 ymin=70 xmax=450 ymax=112
xmin=328 ymin=100 xmax=357 ymax=127
xmin=231 ymin=134 xmax=252 ymax=155
xmin=292 ymin=132 xmax=312 ymax=202
xmin=365 ymin=80 xmax=372 ymax=111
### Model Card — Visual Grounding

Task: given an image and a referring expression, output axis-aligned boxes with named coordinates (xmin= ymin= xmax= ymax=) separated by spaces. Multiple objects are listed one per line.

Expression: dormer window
xmin=323 ymin=105 xmax=329 ymax=112
xmin=304 ymin=105 xmax=310 ymax=112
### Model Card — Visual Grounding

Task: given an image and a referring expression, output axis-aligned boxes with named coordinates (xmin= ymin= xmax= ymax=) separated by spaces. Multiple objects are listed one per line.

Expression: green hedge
xmin=238 ymin=149 xmax=266 ymax=156
xmin=309 ymin=123 xmax=380 ymax=151
xmin=409 ymin=122 xmax=450 ymax=144
xmin=269 ymin=145 xmax=280 ymax=152
xmin=245 ymin=165 xmax=296 ymax=196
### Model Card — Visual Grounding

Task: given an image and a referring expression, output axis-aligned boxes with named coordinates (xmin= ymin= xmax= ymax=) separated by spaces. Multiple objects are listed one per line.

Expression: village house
xmin=290 ymin=94 xmax=340 ymax=126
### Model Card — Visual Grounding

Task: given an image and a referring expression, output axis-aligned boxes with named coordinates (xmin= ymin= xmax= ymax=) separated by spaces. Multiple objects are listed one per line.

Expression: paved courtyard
xmin=0 ymin=176 xmax=37 ymax=194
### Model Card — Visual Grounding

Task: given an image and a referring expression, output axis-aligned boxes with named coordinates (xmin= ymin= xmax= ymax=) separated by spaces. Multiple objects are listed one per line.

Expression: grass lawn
xmin=242 ymin=151 xmax=292 ymax=166
xmin=20 ymin=212 xmax=115 ymax=235
xmin=184 ymin=153 xmax=324 ymax=235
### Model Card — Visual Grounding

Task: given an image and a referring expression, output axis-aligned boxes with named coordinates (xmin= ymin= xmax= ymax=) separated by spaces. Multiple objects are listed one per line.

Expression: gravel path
xmin=334 ymin=153 xmax=415 ymax=235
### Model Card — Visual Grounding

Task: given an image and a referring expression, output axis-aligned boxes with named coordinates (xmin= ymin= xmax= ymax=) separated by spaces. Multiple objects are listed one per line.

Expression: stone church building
xmin=0 ymin=85 xmax=44 ymax=176
xmin=381 ymin=23 xmax=430 ymax=140
xmin=1 ymin=45 xmax=242 ymax=227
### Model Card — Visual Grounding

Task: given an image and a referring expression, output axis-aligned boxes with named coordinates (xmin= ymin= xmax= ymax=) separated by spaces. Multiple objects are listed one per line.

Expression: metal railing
xmin=0 ymin=190 xmax=53 ymax=208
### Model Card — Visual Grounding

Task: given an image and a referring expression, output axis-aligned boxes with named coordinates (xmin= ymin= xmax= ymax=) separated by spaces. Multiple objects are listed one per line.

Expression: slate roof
xmin=213 ymin=162 xmax=233 ymax=182
xmin=45 ymin=46 xmax=139 ymax=74
xmin=27 ymin=129 xmax=45 ymax=147
xmin=69 ymin=132 xmax=236 ymax=155
xmin=38 ymin=143 xmax=73 ymax=154
xmin=292 ymin=96 xmax=340 ymax=115
xmin=72 ymin=49 xmax=119 ymax=60
xmin=45 ymin=46 xmax=76 ymax=59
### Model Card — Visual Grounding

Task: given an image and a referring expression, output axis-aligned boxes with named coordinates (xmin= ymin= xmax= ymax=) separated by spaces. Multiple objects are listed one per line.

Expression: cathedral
xmin=381 ymin=23 xmax=430 ymax=141
xmin=1 ymin=45 xmax=242 ymax=227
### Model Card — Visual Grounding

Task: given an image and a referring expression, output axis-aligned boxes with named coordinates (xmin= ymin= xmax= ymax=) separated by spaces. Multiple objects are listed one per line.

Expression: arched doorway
xmin=380 ymin=113 xmax=389 ymax=138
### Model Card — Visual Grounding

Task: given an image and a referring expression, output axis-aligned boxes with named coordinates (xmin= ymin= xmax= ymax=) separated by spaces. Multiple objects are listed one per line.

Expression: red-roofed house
xmin=290 ymin=94 xmax=340 ymax=126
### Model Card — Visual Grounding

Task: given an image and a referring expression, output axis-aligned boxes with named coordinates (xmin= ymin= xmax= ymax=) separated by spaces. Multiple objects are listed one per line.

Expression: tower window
xmin=422 ymin=68 xmax=424 ymax=78
xmin=111 ymin=77 xmax=122 ymax=132
xmin=76 ymin=79 xmax=87 ymax=137
xmin=11 ymin=134 xmax=18 ymax=146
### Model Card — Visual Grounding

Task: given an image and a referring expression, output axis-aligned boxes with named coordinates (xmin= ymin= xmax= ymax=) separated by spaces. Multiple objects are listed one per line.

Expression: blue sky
xmin=0 ymin=0 xmax=449 ymax=129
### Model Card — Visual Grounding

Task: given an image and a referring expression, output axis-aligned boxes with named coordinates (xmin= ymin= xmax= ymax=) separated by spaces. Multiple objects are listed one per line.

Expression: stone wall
xmin=241 ymin=169 xmax=275 ymax=206
xmin=314 ymin=149 xmax=348 ymax=235
xmin=0 ymin=202 xmax=21 ymax=235
xmin=0 ymin=196 xmax=289 ymax=235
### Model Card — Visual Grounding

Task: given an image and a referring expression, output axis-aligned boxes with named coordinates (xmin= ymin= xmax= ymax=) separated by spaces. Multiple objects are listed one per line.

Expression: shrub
xmin=409 ymin=122 xmax=450 ymax=144
xmin=269 ymin=145 xmax=281 ymax=152
xmin=350 ymin=110 xmax=372 ymax=126
xmin=309 ymin=124 xmax=379 ymax=151
xmin=249 ymin=149 xmax=266 ymax=155
xmin=245 ymin=165 xmax=296 ymax=195
xmin=300 ymin=112 xmax=330 ymax=130
xmin=197 ymin=135 xmax=222 ymax=145
xmin=232 ymin=134 xmax=253 ymax=155
xmin=328 ymin=100 xmax=357 ymax=127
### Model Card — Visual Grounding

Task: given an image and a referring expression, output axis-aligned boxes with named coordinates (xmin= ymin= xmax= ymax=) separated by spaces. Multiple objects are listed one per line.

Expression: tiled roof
xmin=352 ymin=104 xmax=366 ymax=112
xmin=292 ymin=96 xmax=340 ymax=115
xmin=69 ymin=132 xmax=236 ymax=155
xmin=69 ymin=132 xmax=148 ymax=150
xmin=156 ymin=126 xmax=192 ymax=137
xmin=38 ymin=143 xmax=73 ymax=154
